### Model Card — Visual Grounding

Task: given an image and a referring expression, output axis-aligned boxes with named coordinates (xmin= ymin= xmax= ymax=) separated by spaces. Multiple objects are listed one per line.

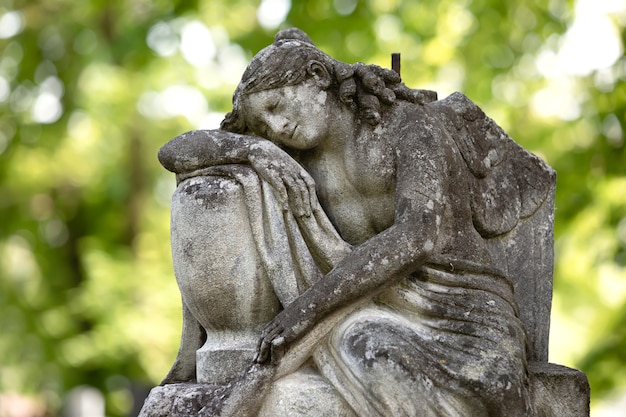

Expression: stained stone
xmin=139 ymin=28 xmax=590 ymax=417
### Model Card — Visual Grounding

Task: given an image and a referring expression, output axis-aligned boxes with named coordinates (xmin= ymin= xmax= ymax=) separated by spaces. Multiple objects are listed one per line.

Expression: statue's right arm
xmin=158 ymin=129 xmax=262 ymax=174
xmin=158 ymin=129 xmax=318 ymax=217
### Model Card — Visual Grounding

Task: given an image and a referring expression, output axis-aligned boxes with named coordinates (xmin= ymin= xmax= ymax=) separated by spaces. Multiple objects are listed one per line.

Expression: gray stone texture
xmin=140 ymin=28 xmax=590 ymax=416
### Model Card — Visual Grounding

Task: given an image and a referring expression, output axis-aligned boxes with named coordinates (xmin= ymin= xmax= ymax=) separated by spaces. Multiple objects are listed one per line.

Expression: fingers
xmin=254 ymin=337 xmax=271 ymax=363
xmin=295 ymin=172 xmax=312 ymax=217
xmin=255 ymin=321 xmax=281 ymax=363
xmin=254 ymin=314 xmax=297 ymax=364
xmin=283 ymin=171 xmax=315 ymax=217
xmin=282 ymin=174 xmax=304 ymax=216
xmin=302 ymin=172 xmax=318 ymax=213
xmin=249 ymin=145 xmax=317 ymax=217
xmin=270 ymin=337 xmax=286 ymax=365
xmin=263 ymin=162 xmax=290 ymax=210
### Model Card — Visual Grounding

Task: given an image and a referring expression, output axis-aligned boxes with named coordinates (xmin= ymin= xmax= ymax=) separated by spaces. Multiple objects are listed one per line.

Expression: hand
xmin=248 ymin=140 xmax=318 ymax=217
xmin=254 ymin=296 xmax=318 ymax=364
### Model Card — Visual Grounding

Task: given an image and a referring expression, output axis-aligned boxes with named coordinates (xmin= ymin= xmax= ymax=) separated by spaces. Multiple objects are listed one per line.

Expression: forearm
xmin=158 ymin=129 xmax=266 ymax=174
xmin=297 ymin=222 xmax=434 ymax=323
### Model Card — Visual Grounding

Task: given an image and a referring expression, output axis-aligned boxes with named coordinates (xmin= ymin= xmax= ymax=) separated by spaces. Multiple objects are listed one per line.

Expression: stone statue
xmin=139 ymin=28 xmax=589 ymax=416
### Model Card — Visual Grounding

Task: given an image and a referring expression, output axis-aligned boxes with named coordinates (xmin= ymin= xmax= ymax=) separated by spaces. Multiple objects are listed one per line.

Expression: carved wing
xmin=429 ymin=92 xmax=556 ymax=361
xmin=429 ymin=92 xmax=555 ymax=238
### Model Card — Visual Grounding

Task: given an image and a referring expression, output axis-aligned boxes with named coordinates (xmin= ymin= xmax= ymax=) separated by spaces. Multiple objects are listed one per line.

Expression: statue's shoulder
xmin=427 ymin=92 xmax=484 ymax=122
xmin=426 ymin=92 xmax=494 ymax=150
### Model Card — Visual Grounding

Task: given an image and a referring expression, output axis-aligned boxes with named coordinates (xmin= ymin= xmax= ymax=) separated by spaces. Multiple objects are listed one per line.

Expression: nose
xmin=266 ymin=115 xmax=292 ymax=137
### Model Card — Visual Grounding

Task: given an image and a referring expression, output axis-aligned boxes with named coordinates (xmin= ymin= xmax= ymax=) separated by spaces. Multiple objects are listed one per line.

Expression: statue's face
xmin=242 ymin=79 xmax=329 ymax=150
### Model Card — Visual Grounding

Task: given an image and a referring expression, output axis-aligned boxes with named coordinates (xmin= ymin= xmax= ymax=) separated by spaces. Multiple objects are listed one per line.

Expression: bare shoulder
xmin=381 ymin=101 xmax=448 ymax=160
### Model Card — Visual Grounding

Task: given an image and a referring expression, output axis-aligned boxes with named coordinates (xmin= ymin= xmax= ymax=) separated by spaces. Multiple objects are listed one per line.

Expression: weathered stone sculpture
xmin=139 ymin=28 xmax=590 ymax=416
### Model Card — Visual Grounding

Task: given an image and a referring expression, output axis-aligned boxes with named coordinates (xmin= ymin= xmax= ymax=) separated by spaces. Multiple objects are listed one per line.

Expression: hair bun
xmin=274 ymin=28 xmax=315 ymax=46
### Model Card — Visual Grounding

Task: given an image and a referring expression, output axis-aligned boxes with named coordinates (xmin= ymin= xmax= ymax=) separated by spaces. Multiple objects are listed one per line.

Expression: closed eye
xmin=267 ymin=98 xmax=281 ymax=113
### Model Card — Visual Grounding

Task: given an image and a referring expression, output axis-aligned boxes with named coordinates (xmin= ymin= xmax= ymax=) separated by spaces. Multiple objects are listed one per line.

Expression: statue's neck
xmin=317 ymin=104 xmax=359 ymax=155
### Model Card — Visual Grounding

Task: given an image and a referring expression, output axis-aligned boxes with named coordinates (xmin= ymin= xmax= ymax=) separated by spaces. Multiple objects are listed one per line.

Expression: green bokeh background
xmin=1 ymin=0 xmax=624 ymax=415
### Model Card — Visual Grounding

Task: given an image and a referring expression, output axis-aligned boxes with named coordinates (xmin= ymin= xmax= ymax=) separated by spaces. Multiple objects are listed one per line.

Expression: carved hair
xmin=221 ymin=28 xmax=437 ymax=133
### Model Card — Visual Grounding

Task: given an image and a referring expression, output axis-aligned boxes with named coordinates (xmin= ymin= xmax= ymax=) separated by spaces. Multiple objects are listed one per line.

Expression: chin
xmin=290 ymin=134 xmax=321 ymax=150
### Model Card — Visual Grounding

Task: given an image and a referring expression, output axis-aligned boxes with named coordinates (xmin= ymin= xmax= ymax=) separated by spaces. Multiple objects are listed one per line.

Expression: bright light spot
xmin=535 ymin=49 xmax=560 ymax=79
xmin=548 ymin=0 xmax=570 ymax=20
xmin=147 ymin=22 xmax=179 ymax=57
xmin=31 ymin=76 xmax=64 ymax=124
xmin=558 ymin=12 xmax=623 ymax=76
xmin=32 ymin=92 xmax=63 ymax=124
xmin=67 ymin=111 xmax=94 ymax=141
xmin=369 ymin=0 xmax=399 ymax=14
xmin=154 ymin=176 xmax=176 ymax=208
xmin=216 ymin=44 xmax=249 ymax=84
xmin=532 ymin=0 xmax=625 ymax=121
xmin=594 ymin=67 xmax=618 ymax=92
xmin=334 ymin=0 xmax=357 ymax=16
xmin=422 ymin=38 xmax=454 ymax=66
xmin=197 ymin=111 xmax=226 ymax=129
xmin=534 ymin=0 xmax=625 ymax=82
xmin=138 ymin=85 xmax=208 ymax=126
xmin=446 ymin=4 xmax=475 ymax=40
xmin=576 ymin=0 xmax=626 ymax=15
xmin=594 ymin=393 xmax=626 ymax=417
xmin=598 ymin=264 xmax=626 ymax=307
xmin=375 ymin=15 xmax=402 ymax=42
xmin=137 ymin=91 xmax=161 ymax=118
xmin=515 ymin=54 xmax=539 ymax=79
xmin=40 ymin=76 xmax=64 ymax=98
xmin=0 ymin=76 xmax=9 ymax=102
xmin=436 ymin=61 xmax=465 ymax=97
xmin=180 ymin=21 xmax=216 ymax=68
xmin=210 ymin=25 xmax=230 ymax=49
xmin=0 ymin=11 xmax=24 ymax=39
xmin=257 ymin=0 xmax=291 ymax=30
xmin=64 ymin=386 xmax=105 ymax=417
xmin=4 ymin=235 xmax=39 ymax=283
xmin=531 ymin=78 xmax=583 ymax=121
xmin=161 ymin=85 xmax=207 ymax=123
xmin=539 ymin=0 xmax=625 ymax=78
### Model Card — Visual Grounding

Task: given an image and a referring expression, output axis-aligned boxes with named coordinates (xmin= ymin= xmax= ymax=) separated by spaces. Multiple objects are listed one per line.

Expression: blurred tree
xmin=0 ymin=0 xmax=624 ymax=415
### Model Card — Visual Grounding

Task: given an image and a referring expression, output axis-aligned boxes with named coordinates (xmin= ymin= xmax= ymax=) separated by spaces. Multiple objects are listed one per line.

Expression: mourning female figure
xmin=156 ymin=28 xmax=556 ymax=416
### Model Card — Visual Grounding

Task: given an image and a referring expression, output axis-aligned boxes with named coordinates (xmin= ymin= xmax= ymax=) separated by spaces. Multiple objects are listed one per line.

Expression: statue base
xmin=139 ymin=361 xmax=589 ymax=417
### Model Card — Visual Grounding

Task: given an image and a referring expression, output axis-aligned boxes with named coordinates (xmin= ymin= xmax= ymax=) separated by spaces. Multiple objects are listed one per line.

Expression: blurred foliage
xmin=0 ymin=0 xmax=624 ymax=415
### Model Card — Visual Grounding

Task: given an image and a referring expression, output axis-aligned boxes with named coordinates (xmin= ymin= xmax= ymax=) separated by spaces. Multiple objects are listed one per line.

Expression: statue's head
xmin=229 ymin=29 xmax=339 ymax=98
xmin=221 ymin=28 xmax=436 ymax=141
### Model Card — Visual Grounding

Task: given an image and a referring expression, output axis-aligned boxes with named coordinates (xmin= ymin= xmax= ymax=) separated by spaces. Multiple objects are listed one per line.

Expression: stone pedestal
xmin=195 ymin=332 xmax=257 ymax=385
xmin=530 ymin=362 xmax=591 ymax=417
